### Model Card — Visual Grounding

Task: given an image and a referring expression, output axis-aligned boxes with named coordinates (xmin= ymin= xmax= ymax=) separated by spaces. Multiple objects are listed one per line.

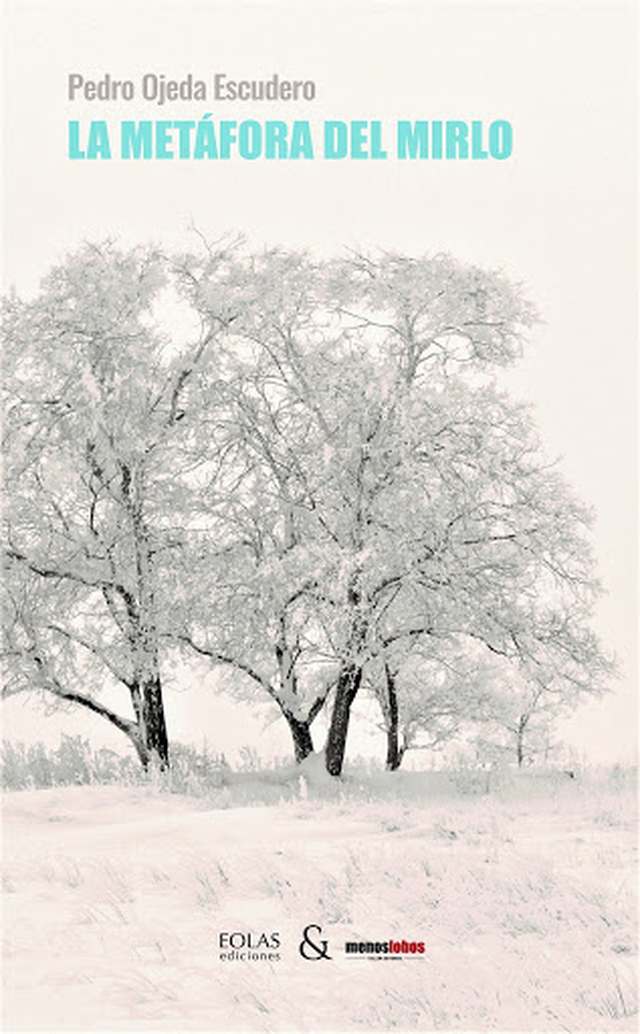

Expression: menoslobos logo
xmin=345 ymin=937 xmax=425 ymax=958
xmin=218 ymin=931 xmax=281 ymax=962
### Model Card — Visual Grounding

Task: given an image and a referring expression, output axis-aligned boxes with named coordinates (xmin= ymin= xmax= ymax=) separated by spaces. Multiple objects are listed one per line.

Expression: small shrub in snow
xmin=0 ymin=736 xmax=227 ymax=794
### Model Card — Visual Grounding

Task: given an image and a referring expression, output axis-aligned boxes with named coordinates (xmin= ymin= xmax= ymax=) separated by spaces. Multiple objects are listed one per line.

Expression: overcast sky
xmin=2 ymin=0 xmax=637 ymax=764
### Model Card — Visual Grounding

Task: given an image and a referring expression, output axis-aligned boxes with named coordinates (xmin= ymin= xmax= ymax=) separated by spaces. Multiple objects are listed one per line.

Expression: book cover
xmin=1 ymin=2 xmax=637 ymax=1032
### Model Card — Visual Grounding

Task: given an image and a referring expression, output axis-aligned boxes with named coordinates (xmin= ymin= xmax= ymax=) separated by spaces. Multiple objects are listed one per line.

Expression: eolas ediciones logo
xmin=218 ymin=931 xmax=281 ymax=962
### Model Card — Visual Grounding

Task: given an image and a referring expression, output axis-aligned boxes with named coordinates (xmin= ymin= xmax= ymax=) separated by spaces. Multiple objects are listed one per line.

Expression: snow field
xmin=2 ymin=767 xmax=637 ymax=1032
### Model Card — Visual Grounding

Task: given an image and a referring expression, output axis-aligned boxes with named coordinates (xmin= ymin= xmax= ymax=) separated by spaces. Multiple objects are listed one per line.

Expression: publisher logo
xmin=298 ymin=923 xmax=332 ymax=961
xmin=218 ymin=931 xmax=281 ymax=962
xmin=344 ymin=937 xmax=425 ymax=959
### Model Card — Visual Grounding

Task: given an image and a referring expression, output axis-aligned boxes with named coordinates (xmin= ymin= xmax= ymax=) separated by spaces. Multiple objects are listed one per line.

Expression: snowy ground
xmin=2 ymin=764 xmax=637 ymax=1033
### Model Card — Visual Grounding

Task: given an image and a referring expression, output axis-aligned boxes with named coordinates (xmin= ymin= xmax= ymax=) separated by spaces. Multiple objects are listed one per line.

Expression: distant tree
xmin=470 ymin=660 xmax=603 ymax=768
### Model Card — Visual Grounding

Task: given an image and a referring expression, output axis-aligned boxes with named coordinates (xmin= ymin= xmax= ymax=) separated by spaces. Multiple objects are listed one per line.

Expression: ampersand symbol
xmin=298 ymin=923 xmax=332 ymax=960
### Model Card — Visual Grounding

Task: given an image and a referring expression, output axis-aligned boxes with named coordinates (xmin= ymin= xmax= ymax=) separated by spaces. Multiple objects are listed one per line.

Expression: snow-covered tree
xmin=175 ymin=245 xmax=613 ymax=776
xmin=2 ymin=241 xmax=226 ymax=768
xmin=165 ymin=247 xmax=342 ymax=760
xmin=367 ymin=639 xmax=497 ymax=770
xmin=469 ymin=659 xmax=602 ymax=768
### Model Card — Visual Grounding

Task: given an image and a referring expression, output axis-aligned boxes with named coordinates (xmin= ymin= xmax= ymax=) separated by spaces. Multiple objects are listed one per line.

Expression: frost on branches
xmin=2 ymin=240 xmax=614 ymax=775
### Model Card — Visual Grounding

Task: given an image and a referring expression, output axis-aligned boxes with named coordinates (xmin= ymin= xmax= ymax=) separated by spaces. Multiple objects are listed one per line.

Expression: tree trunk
xmin=139 ymin=676 xmax=170 ymax=770
xmin=516 ymin=715 xmax=526 ymax=769
xmin=37 ymin=672 xmax=153 ymax=770
xmin=275 ymin=624 xmax=315 ymax=763
xmin=386 ymin=730 xmax=403 ymax=771
xmin=324 ymin=662 xmax=363 ymax=776
xmin=283 ymin=711 xmax=315 ymax=763
xmin=124 ymin=466 xmax=169 ymax=771
xmin=384 ymin=664 xmax=402 ymax=771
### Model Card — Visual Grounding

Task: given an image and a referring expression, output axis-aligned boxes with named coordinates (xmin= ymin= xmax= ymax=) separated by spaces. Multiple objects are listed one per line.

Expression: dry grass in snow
xmin=1 ymin=765 xmax=637 ymax=1032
